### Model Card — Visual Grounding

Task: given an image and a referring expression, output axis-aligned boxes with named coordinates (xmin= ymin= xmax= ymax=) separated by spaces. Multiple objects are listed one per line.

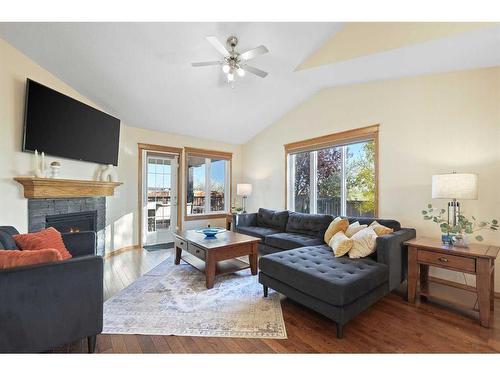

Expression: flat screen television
xmin=23 ymin=79 xmax=121 ymax=166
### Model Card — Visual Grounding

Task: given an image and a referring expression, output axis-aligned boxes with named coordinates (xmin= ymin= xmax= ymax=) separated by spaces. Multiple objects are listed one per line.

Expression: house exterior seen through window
xmin=186 ymin=154 xmax=230 ymax=217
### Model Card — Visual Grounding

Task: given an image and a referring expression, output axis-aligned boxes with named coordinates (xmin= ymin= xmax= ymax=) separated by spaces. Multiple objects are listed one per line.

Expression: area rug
xmin=102 ymin=254 xmax=287 ymax=339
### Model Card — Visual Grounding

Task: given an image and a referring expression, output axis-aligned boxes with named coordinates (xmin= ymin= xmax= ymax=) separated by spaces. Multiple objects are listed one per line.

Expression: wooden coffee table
xmin=173 ymin=229 xmax=260 ymax=289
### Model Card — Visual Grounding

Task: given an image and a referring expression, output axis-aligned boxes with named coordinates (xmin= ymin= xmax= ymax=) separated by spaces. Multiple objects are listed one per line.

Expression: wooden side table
xmin=405 ymin=237 xmax=499 ymax=327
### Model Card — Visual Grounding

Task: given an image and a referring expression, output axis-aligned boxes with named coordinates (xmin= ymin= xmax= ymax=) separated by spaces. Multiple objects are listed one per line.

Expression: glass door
xmin=142 ymin=151 xmax=178 ymax=247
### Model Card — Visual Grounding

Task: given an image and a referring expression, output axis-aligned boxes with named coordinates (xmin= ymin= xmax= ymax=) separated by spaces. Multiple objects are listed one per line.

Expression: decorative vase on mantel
xmin=100 ymin=164 xmax=118 ymax=182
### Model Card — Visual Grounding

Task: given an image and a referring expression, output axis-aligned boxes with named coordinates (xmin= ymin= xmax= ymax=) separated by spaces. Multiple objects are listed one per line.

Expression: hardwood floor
xmin=62 ymin=248 xmax=499 ymax=353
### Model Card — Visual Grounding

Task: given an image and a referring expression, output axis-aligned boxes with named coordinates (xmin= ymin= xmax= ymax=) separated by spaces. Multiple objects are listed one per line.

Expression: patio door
xmin=141 ymin=150 xmax=178 ymax=247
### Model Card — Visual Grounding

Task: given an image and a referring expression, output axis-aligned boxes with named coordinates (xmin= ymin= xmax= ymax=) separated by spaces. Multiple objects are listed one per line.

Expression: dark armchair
xmin=0 ymin=226 xmax=103 ymax=353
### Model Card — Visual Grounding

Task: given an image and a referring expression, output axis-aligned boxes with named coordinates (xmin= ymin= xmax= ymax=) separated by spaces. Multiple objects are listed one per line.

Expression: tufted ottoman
xmin=259 ymin=245 xmax=390 ymax=338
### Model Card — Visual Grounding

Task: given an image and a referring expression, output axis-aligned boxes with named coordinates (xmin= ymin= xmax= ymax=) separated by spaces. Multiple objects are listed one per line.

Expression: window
xmin=185 ymin=148 xmax=232 ymax=219
xmin=286 ymin=125 xmax=378 ymax=217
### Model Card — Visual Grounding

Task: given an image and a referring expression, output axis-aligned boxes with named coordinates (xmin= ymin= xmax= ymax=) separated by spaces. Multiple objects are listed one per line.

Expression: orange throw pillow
xmin=13 ymin=227 xmax=72 ymax=260
xmin=0 ymin=249 xmax=62 ymax=269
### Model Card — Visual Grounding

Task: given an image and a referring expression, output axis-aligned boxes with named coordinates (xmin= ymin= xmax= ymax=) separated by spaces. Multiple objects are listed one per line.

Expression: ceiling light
xmin=192 ymin=35 xmax=269 ymax=85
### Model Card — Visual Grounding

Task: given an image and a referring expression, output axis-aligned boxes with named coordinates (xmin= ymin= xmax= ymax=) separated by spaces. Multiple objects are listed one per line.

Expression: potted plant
xmin=422 ymin=203 xmax=498 ymax=247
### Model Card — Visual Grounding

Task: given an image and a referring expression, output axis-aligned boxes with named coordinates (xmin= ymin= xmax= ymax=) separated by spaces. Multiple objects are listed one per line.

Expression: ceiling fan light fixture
xmin=192 ymin=35 xmax=269 ymax=85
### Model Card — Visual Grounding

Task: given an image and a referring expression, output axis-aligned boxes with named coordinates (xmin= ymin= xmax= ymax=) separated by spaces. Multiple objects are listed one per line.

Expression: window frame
xmin=284 ymin=124 xmax=379 ymax=217
xmin=184 ymin=147 xmax=232 ymax=221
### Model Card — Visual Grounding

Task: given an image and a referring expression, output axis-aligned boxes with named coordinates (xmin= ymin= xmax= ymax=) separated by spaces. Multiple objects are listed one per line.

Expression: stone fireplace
xmin=28 ymin=197 xmax=106 ymax=255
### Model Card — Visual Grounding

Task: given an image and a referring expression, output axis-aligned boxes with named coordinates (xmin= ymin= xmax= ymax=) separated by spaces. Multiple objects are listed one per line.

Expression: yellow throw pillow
xmin=329 ymin=231 xmax=353 ymax=257
xmin=345 ymin=221 xmax=368 ymax=237
xmin=348 ymin=227 xmax=378 ymax=259
xmin=324 ymin=217 xmax=349 ymax=244
xmin=369 ymin=221 xmax=394 ymax=236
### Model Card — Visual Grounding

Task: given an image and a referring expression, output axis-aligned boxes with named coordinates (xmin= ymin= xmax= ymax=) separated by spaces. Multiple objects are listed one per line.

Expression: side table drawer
xmin=418 ymin=250 xmax=476 ymax=273
xmin=187 ymin=242 xmax=206 ymax=261
xmin=175 ymin=238 xmax=188 ymax=251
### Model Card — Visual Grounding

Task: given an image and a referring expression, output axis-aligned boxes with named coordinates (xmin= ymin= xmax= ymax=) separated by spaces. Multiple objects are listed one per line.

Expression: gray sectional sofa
xmin=234 ymin=208 xmax=416 ymax=338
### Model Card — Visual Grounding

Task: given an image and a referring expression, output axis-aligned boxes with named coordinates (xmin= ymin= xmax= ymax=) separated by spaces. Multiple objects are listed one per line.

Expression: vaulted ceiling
xmin=1 ymin=22 xmax=499 ymax=144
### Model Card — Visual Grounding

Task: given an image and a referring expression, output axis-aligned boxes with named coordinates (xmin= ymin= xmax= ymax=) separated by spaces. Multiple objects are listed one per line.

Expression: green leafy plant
xmin=422 ymin=203 xmax=498 ymax=241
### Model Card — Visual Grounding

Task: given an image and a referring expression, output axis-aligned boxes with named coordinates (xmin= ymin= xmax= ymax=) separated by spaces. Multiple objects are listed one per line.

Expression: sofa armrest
xmin=0 ymin=255 xmax=103 ymax=352
xmin=234 ymin=213 xmax=257 ymax=228
xmin=62 ymin=231 xmax=96 ymax=257
xmin=376 ymin=228 xmax=416 ymax=291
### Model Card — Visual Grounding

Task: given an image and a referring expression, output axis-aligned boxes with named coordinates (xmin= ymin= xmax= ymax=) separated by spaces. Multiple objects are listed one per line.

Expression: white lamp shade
xmin=237 ymin=183 xmax=252 ymax=197
xmin=432 ymin=173 xmax=478 ymax=200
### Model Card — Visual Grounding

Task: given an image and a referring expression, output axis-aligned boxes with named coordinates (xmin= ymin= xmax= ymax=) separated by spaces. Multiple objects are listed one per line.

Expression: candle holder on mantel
xmin=33 ymin=150 xmax=46 ymax=178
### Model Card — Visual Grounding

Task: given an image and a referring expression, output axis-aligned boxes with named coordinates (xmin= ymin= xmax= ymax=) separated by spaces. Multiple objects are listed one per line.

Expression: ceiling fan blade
xmin=191 ymin=61 xmax=221 ymax=67
xmin=240 ymin=45 xmax=269 ymax=61
xmin=243 ymin=65 xmax=268 ymax=78
xmin=206 ymin=36 xmax=230 ymax=57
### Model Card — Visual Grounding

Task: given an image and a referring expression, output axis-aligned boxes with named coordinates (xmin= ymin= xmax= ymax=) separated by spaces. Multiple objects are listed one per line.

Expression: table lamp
xmin=236 ymin=183 xmax=252 ymax=213
xmin=432 ymin=172 xmax=478 ymax=229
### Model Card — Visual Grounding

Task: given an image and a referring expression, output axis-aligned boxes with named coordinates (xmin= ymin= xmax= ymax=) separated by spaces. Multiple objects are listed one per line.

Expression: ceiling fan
xmin=191 ymin=35 xmax=269 ymax=84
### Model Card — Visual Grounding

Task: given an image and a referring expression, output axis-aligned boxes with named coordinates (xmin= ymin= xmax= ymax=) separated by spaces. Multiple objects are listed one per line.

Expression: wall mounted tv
xmin=23 ymin=79 xmax=121 ymax=166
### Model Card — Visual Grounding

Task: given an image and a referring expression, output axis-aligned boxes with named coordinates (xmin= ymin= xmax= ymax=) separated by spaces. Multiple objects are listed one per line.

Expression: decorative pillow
xmin=323 ymin=217 xmax=349 ymax=244
xmin=0 ymin=249 xmax=62 ymax=270
xmin=329 ymin=231 xmax=353 ymax=257
xmin=345 ymin=221 xmax=368 ymax=238
xmin=369 ymin=221 xmax=394 ymax=236
xmin=13 ymin=227 xmax=72 ymax=260
xmin=348 ymin=227 xmax=378 ymax=259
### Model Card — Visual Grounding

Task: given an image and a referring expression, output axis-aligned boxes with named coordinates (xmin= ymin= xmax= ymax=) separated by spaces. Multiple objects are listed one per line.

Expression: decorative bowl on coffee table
xmin=196 ymin=228 xmax=226 ymax=238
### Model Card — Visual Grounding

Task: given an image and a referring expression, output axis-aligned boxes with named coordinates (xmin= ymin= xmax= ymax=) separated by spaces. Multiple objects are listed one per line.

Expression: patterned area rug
xmin=103 ymin=254 xmax=287 ymax=339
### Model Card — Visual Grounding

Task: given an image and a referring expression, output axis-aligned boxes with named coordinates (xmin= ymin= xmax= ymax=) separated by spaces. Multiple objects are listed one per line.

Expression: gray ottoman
xmin=259 ymin=245 xmax=390 ymax=338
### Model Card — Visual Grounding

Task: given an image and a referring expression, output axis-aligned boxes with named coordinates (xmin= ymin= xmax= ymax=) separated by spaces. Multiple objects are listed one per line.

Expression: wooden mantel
xmin=14 ymin=177 xmax=123 ymax=199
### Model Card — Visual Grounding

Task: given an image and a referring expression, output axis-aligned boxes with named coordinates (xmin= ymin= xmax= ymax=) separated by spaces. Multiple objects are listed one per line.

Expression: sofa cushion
xmin=236 ymin=226 xmax=281 ymax=240
xmin=348 ymin=227 xmax=378 ymax=259
xmin=256 ymin=208 xmax=289 ymax=231
xmin=265 ymin=232 xmax=324 ymax=250
xmin=329 ymin=231 xmax=353 ymax=257
xmin=345 ymin=221 xmax=367 ymax=237
xmin=347 ymin=218 xmax=401 ymax=232
xmin=324 ymin=217 xmax=349 ymax=243
xmin=259 ymin=245 xmax=389 ymax=306
xmin=369 ymin=221 xmax=394 ymax=236
xmin=286 ymin=212 xmax=333 ymax=238
xmin=13 ymin=227 xmax=72 ymax=260
xmin=0 ymin=249 xmax=62 ymax=269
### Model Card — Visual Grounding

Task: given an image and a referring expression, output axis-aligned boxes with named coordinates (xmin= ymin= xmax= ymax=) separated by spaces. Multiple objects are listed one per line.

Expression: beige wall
xmin=242 ymin=67 xmax=500 ymax=289
xmin=0 ymin=38 xmax=242 ymax=252
xmin=2 ymin=35 xmax=500 ymax=291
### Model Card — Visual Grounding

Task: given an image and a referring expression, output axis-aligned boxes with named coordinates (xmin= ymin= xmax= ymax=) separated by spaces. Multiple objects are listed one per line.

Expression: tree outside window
xmin=289 ymin=139 xmax=376 ymax=217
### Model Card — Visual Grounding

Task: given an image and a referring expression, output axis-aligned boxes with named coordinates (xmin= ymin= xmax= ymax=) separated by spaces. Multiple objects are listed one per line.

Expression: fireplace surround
xmin=28 ymin=197 xmax=106 ymax=255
